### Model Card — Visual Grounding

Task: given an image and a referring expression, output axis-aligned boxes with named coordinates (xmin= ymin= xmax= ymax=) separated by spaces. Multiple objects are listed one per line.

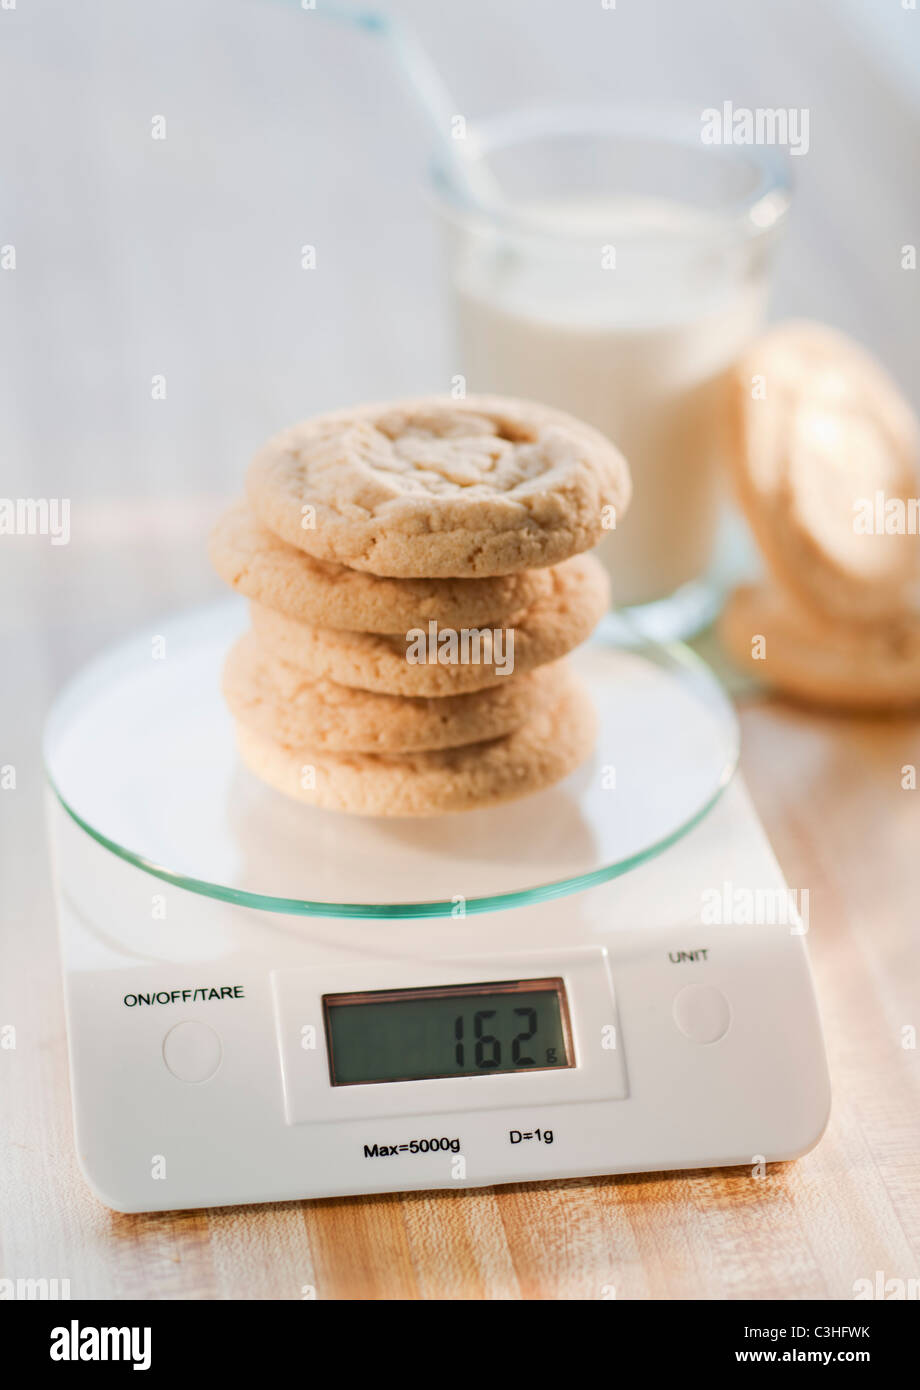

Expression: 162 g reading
xmin=323 ymin=977 xmax=575 ymax=1086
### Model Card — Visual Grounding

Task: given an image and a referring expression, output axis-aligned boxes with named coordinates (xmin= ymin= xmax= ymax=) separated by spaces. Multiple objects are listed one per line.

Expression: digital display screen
xmin=323 ymin=977 xmax=574 ymax=1086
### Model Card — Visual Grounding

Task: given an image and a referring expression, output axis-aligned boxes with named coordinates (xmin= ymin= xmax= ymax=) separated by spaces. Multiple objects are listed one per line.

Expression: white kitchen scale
xmin=44 ymin=601 xmax=830 ymax=1213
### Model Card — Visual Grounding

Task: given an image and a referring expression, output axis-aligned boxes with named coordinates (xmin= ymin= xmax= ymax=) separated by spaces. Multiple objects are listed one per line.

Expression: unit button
xmin=162 ymin=1021 xmax=222 ymax=1082
xmin=672 ymin=984 xmax=731 ymax=1044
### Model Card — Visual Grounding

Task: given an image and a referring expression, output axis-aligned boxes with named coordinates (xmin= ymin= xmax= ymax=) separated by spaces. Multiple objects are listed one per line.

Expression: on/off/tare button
xmin=162 ymin=1020 xmax=223 ymax=1082
xmin=672 ymin=984 xmax=731 ymax=1044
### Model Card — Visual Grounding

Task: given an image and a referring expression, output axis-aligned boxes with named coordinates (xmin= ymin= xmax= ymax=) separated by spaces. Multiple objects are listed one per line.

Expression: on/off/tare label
xmin=363 ymin=1136 xmax=460 ymax=1158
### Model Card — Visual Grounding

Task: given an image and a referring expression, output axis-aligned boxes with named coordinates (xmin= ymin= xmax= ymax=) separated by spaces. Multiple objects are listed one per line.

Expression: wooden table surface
xmin=2 ymin=0 xmax=919 ymax=1302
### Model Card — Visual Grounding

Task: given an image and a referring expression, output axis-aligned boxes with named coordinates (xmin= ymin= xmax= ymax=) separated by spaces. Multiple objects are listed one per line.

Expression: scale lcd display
xmin=323 ymin=977 xmax=574 ymax=1086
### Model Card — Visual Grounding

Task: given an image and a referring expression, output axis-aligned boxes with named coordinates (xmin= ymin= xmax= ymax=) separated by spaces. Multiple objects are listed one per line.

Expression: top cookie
xmin=245 ymin=395 xmax=631 ymax=578
xmin=730 ymin=321 xmax=920 ymax=624
xmin=208 ymin=498 xmax=553 ymax=633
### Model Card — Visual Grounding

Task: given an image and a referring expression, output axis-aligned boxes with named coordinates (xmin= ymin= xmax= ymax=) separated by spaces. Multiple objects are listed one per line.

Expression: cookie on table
xmin=223 ymin=631 xmax=570 ymax=753
xmin=729 ymin=320 xmax=920 ymax=625
xmin=233 ymin=675 xmax=597 ymax=817
xmin=720 ymin=582 xmax=920 ymax=711
xmin=245 ymin=394 xmax=631 ymax=578
xmin=208 ymin=498 xmax=553 ymax=633
xmin=249 ymin=552 xmax=611 ymax=696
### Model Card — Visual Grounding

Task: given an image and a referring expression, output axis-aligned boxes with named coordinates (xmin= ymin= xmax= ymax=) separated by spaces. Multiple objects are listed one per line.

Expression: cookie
xmin=729 ymin=321 xmax=920 ymax=624
xmin=223 ymin=631 xmax=569 ymax=753
xmin=208 ymin=498 xmax=553 ymax=633
xmin=245 ymin=394 xmax=631 ymax=578
xmin=249 ymin=552 xmax=610 ymax=695
xmin=720 ymin=582 xmax=920 ymax=711
xmin=233 ymin=675 xmax=597 ymax=816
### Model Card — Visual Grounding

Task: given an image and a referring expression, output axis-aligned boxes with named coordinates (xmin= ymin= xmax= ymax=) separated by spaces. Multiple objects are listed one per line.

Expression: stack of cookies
xmin=720 ymin=323 xmax=920 ymax=711
xmin=209 ymin=395 xmax=631 ymax=816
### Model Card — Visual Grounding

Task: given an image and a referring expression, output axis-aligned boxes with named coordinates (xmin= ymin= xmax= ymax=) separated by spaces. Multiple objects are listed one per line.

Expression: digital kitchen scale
xmin=44 ymin=602 xmax=830 ymax=1212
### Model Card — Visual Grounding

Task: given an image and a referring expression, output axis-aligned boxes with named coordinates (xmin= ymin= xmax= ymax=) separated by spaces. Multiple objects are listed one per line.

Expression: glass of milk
xmin=434 ymin=108 xmax=791 ymax=640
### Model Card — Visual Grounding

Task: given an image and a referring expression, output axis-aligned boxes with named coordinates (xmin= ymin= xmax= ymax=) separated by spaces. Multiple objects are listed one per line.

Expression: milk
xmin=450 ymin=197 xmax=768 ymax=608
